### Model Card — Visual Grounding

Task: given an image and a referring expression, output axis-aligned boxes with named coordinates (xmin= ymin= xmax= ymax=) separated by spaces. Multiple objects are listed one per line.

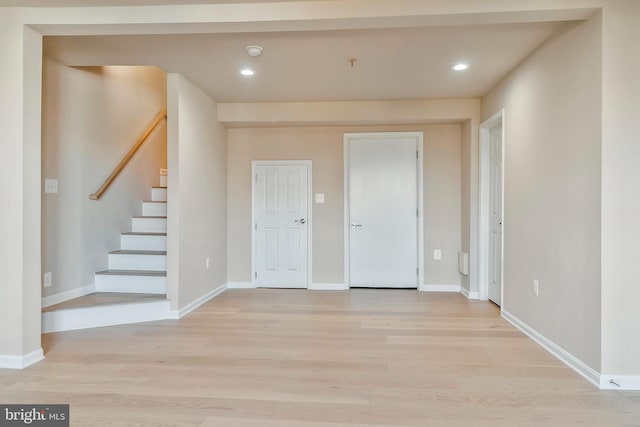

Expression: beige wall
xmin=600 ymin=0 xmax=640 ymax=377
xmin=482 ymin=17 xmax=602 ymax=370
xmin=0 ymin=21 xmax=24 ymax=358
xmin=460 ymin=120 xmax=472 ymax=293
xmin=42 ymin=59 xmax=167 ymax=298
xmin=219 ymin=99 xmax=481 ymax=127
xmin=0 ymin=22 xmax=43 ymax=360
xmin=227 ymin=124 xmax=461 ymax=286
xmin=166 ymin=74 xmax=227 ymax=312
xmin=423 ymin=125 xmax=463 ymax=285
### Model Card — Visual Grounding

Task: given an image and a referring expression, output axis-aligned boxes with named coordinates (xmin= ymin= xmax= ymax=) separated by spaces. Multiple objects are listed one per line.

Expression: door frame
xmin=343 ymin=132 xmax=424 ymax=289
xmin=479 ymin=110 xmax=505 ymax=303
xmin=251 ymin=160 xmax=313 ymax=289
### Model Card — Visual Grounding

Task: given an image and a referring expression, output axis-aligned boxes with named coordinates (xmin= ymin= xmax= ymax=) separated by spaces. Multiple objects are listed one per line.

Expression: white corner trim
xmin=419 ymin=284 xmax=461 ymax=292
xmin=501 ymin=310 xmax=600 ymax=388
xmin=309 ymin=283 xmax=348 ymax=291
xmin=599 ymin=375 xmax=640 ymax=391
xmin=227 ymin=282 xmax=255 ymax=289
xmin=42 ymin=284 xmax=96 ymax=308
xmin=460 ymin=287 xmax=479 ymax=299
xmin=167 ymin=282 xmax=227 ymax=319
xmin=0 ymin=348 xmax=44 ymax=369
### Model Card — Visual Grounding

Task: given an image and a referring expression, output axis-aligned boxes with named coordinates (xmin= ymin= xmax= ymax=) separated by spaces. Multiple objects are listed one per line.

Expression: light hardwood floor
xmin=2 ymin=289 xmax=639 ymax=426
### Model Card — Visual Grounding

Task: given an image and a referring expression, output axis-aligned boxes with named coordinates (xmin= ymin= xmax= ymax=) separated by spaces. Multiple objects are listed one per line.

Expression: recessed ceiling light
xmin=451 ymin=63 xmax=469 ymax=71
xmin=240 ymin=68 xmax=255 ymax=76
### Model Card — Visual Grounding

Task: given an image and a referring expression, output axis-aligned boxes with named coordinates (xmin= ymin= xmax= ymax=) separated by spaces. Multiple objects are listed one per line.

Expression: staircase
xmin=95 ymin=186 xmax=167 ymax=293
xmin=42 ymin=172 xmax=171 ymax=333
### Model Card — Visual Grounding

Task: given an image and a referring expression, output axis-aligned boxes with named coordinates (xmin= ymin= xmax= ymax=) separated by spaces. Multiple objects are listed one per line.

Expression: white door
xmin=347 ymin=135 xmax=418 ymax=288
xmin=253 ymin=162 xmax=310 ymax=288
xmin=488 ymin=125 xmax=503 ymax=305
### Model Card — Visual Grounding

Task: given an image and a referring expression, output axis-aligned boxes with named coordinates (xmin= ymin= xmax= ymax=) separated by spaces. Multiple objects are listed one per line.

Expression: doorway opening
xmin=343 ymin=132 xmax=424 ymax=289
xmin=479 ymin=111 xmax=505 ymax=306
xmin=251 ymin=160 xmax=313 ymax=289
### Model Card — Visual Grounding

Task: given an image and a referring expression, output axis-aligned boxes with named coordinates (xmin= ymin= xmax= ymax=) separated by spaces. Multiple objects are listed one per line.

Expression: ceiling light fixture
xmin=240 ymin=68 xmax=255 ymax=76
xmin=451 ymin=63 xmax=469 ymax=71
xmin=245 ymin=45 xmax=263 ymax=57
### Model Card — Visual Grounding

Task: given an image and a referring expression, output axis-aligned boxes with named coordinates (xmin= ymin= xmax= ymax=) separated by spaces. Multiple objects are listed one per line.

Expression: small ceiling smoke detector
xmin=450 ymin=63 xmax=469 ymax=71
xmin=245 ymin=45 xmax=263 ymax=57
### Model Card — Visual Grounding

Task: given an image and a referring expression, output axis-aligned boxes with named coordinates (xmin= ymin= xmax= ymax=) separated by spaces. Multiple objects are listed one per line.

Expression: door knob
xmin=294 ymin=218 xmax=306 ymax=224
xmin=351 ymin=223 xmax=362 ymax=228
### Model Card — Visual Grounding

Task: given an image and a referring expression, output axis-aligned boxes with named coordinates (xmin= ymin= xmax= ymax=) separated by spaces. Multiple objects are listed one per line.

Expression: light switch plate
xmin=315 ymin=193 xmax=325 ymax=204
xmin=44 ymin=179 xmax=58 ymax=194
xmin=434 ymin=249 xmax=442 ymax=260
xmin=43 ymin=272 xmax=52 ymax=288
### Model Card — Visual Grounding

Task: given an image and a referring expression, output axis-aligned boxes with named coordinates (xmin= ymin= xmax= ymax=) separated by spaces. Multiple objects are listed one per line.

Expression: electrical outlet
xmin=315 ymin=193 xmax=325 ymax=204
xmin=433 ymin=249 xmax=442 ymax=260
xmin=205 ymin=257 xmax=211 ymax=269
xmin=533 ymin=279 xmax=539 ymax=296
xmin=43 ymin=272 xmax=52 ymax=288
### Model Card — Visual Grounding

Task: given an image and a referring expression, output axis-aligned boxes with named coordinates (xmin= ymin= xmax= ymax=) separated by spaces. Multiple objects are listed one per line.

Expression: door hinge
xmin=416 ymin=209 xmax=419 ymax=217
xmin=416 ymin=267 xmax=419 ymax=275
xmin=416 ymin=151 xmax=419 ymax=159
xmin=254 ymin=222 xmax=257 ymax=230
xmin=255 ymin=174 xmax=258 ymax=183
xmin=255 ymin=271 xmax=257 ymax=279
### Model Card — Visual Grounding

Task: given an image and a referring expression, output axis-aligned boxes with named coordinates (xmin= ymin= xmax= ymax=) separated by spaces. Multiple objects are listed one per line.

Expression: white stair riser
xmin=160 ymin=175 xmax=168 ymax=188
xmin=132 ymin=217 xmax=167 ymax=233
xmin=95 ymin=274 xmax=166 ymax=294
xmin=142 ymin=202 xmax=167 ymax=216
xmin=108 ymin=253 xmax=166 ymax=271
xmin=121 ymin=234 xmax=167 ymax=251
xmin=42 ymin=301 xmax=171 ymax=333
xmin=151 ymin=187 xmax=167 ymax=202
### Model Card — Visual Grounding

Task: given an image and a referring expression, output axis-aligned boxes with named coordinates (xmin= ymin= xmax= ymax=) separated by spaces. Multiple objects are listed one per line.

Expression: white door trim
xmin=479 ymin=110 xmax=505 ymax=303
xmin=251 ymin=160 xmax=313 ymax=289
xmin=343 ymin=132 xmax=424 ymax=289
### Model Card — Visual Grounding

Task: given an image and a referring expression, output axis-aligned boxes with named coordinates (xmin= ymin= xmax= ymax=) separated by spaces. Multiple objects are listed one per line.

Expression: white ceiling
xmin=44 ymin=21 xmax=568 ymax=103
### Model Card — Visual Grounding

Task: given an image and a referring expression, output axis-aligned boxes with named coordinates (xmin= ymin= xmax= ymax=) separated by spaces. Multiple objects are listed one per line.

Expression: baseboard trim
xmin=419 ymin=284 xmax=461 ymax=292
xmin=501 ymin=310 xmax=600 ymax=387
xmin=227 ymin=282 xmax=254 ymax=289
xmin=599 ymin=375 xmax=640 ymax=390
xmin=309 ymin=283 xmax=348 ymax=291
xmin=460 ymin=287 xmax=479 ymax=300
xmin=0 ymin=348 xmax=44 ymax=370
xmin=167 ymin=282 xmax=227 ymax=319
xmin=42 ymin=284 xmax=96 ymax=308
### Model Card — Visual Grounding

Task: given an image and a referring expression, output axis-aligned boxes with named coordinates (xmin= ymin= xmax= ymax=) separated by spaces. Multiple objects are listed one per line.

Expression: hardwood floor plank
xmin=0 ymin=289 xmax=637 ymax=426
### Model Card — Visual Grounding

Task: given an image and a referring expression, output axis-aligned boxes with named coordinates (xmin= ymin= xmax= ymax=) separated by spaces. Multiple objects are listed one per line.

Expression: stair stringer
xmin=42 ymin=300 xmax=171 ymax=333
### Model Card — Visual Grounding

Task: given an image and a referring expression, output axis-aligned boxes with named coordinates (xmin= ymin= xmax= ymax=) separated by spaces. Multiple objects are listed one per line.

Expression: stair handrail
xmin=89 ymin=109 xmax=167 ymax=201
